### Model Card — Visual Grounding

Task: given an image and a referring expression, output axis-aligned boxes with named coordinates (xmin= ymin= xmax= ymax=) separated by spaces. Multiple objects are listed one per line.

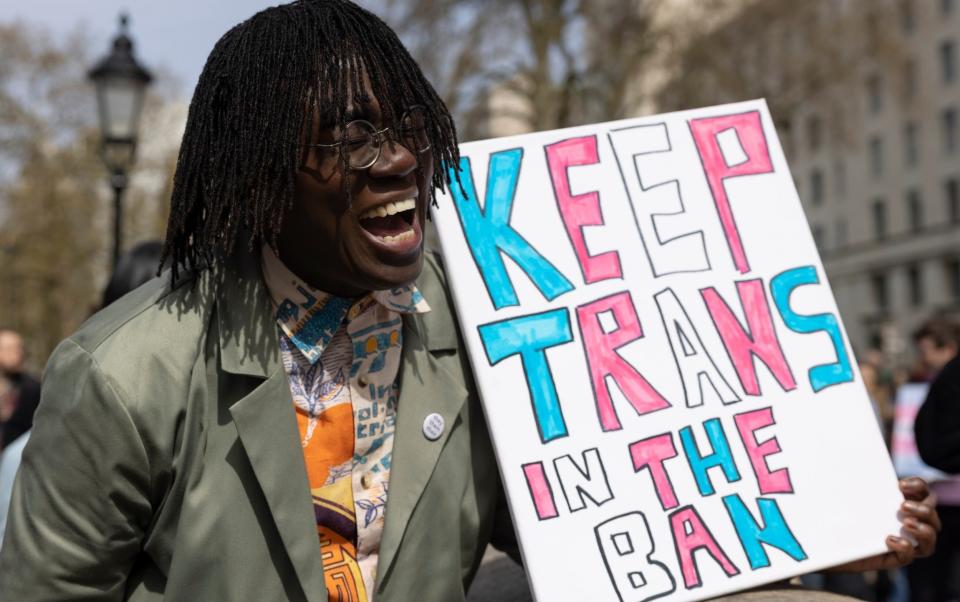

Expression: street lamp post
xmin=88 ymin=13 xmax=153 ymax=268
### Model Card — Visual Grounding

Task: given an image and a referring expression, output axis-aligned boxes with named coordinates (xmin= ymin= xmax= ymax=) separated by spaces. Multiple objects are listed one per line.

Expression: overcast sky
xmin=0 ymin=0 xmax=282 ymax=99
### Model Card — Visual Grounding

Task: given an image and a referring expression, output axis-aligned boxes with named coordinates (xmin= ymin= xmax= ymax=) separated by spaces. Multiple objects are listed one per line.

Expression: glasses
xmin=305 ymin=106 xmax=432 ymax=170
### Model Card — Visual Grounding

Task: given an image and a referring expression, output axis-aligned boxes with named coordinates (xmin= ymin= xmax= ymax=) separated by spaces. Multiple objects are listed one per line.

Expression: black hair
xmin=160 ymin=0 xmax=459 ymax=281
xmin=102 ymin=241 xmax=169 ymax=307
xmin=913 ymin=317 xmax=960 ymax=349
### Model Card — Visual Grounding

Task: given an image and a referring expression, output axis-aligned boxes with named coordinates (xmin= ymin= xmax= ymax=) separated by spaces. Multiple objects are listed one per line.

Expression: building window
xmin=836 ymin=219 xmax=848 ymax=248
xmin=908 ymin=189 xmax=924 ymax=232
xmin=904 ymin=122 xmax=920 ymax=167
xmin=807 ymin=115 xmax=822 ymax=152
xmin=942 ymin=40 xmax=957 ymax=84
xmin=908 ymin=264 xmax=925 ymax=307
xmin=812 ymin=224 xmax=826 ymax=252
xmin=833 ymin=160 xmax=846 ymax=197
xmin=872 ymin=198 xmax=888 ymax=240
xmin=810 ymin=169 xmax=825 ymax=206
xmin=871 ymin=272 xmax=889 ymax=312
xmin=944 ymin=108 xmax=958 ymax=154
xmin=903 ymin=59 xmax=919 ymax=101
xmin=867 ymin=74 xmax=883 ymax=113
xmin=869 ymin=136 xmax=884 ymax=175
xmin=946 ymin=258 xmax=960 ymax=301
xmin=900 ymin=0 xmax=916 ymax=32
xmin=779 ymin=120 xmax=794 ymax=157
xmin=945 ymin=0 xmax=956 ymax=16
xmin=947 ymin=178 xmax=960 ymax=223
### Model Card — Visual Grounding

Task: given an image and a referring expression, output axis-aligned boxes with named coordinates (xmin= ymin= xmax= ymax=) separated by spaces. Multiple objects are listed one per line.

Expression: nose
xmin=368 ymin=133 xmax=418 ymax=179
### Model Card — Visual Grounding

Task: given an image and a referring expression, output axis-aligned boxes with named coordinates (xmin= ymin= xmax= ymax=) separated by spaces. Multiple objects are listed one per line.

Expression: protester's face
xmin=859 ymin=362 xmax=878 ymax=389
xmin=276 ymin=74 xmax=432 ymax=297
xmin=0 ymin=331 xmax=25 ymax=374
xmin=916 ymin=336 xmax=958 ymax=373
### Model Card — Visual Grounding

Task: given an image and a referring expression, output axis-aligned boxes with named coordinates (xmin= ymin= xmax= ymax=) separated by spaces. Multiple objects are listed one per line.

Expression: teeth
xmin=378 ymin=229 xmax=415 ymax=244
xmin=359 ymin=198 xmax=416 ymax=221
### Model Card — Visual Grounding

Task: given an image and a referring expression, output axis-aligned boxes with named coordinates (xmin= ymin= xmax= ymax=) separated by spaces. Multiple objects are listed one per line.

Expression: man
xmin=0 ymin=3 xmax=507 ymax=600
xmin=0 ymin=328 xmax=40 ymax=450
xmin=916 ymin=318 xmax=960 ymax=472
xmin=0 ymin=2 xmax=939 ymax=600
xmin=911 ymin=317 xmax=960 ymax=602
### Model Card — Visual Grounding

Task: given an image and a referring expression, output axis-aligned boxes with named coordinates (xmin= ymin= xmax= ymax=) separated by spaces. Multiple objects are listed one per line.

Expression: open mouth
xmin=358 ymin=198 xmax=418 ymax=244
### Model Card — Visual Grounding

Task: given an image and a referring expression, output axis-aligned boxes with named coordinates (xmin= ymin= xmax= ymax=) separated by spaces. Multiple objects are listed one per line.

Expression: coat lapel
xmin=229 ymin=371 xmax=327 ymax=601
xmin=216 ymin=247 xmax=327 ymax=601
xmin=375 ymin=255 xmax=470 ymax=591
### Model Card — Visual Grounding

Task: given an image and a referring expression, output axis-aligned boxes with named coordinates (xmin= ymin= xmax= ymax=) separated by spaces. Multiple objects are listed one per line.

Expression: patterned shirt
xmin=261 ymin=247 xmax=430 ymax=601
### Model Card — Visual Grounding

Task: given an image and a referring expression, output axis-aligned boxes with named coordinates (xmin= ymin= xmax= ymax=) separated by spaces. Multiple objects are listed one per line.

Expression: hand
xmin=829 ymin=477 xmax=941 ymax=572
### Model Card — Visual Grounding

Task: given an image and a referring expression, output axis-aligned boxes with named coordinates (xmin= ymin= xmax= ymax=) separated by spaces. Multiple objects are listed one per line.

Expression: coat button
xmin=422 ymin=413 xmax=445 ymax=441
xmin=361 ymin=473 xmax=373 ymax=489
xmin=357 ymin=374 xmax=369 ymax=387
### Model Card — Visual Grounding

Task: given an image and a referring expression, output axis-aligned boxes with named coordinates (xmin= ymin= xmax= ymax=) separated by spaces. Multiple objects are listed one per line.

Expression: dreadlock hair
xmin=161 ymin=0 xmax=460 ymax=281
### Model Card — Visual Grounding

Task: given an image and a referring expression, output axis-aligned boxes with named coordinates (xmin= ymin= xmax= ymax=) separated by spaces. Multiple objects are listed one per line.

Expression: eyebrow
xmin=343 ymin=105 xmax=368 ymax=122
xmin=316 ymin=104 xmax=373 ymax=129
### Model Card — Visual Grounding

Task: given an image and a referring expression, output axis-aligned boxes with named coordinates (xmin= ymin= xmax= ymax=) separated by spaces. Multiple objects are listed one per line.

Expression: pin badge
xmin=422 ymin=413 xmax=445 ymax=441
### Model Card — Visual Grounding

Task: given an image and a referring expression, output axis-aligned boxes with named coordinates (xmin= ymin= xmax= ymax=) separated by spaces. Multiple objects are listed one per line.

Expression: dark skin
xmin=276 ymin=75 xmax=940 ymax=575
xmin=277 ymin=77 xmax=431 ymax=298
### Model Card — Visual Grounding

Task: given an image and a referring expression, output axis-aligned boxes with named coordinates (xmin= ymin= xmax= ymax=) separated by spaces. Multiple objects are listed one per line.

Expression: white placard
xmin=431 ymin=100 xmax=902 ymax=602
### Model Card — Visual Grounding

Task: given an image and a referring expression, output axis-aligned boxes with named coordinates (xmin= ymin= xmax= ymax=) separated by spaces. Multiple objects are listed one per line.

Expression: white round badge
xmin=422 ymin=413 xmax=445 ymax=441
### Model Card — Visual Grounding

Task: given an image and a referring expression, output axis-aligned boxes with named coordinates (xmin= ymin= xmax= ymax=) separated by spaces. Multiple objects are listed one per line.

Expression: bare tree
xmin=370 ymin=0 xmax=663 ymax=139
xmin=655 ymin=0 xmax=908 ymax=147
xmin=0 ymin=22 xmax=179 ymax=368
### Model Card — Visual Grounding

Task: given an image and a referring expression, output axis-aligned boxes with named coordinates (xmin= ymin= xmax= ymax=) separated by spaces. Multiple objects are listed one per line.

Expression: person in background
xmin=906 ymin=317 xmax=960 ymax=602
xmin=0 ymin=329 xmax=40 ymax=451
xmin=101 ymin=241 xmax=166 ymax=308
xmin=916 ymin=325 xmax=960 ymax=474
xmin=861 ymin=359 xmax=895 ymax=444
xmin=0 ymin=241 xmax=166 ymax=549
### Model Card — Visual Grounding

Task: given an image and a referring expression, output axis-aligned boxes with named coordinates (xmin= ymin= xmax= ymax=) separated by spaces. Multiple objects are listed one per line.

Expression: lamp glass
xmin=96 ymin=76 xmax=145 ymax=141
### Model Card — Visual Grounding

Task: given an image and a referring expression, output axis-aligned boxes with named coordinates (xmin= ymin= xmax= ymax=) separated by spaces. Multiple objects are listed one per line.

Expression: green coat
xmin=0 ymin=245 xmax=513 ymax=601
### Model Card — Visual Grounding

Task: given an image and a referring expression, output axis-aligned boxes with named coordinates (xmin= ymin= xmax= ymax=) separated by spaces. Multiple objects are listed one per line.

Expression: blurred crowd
xmin=806 ymin=315 xmax=960 ymax=602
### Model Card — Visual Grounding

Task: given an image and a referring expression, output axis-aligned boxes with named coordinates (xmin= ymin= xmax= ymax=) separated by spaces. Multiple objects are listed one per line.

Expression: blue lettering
xmin=770 ymin=266 xmax=853 ymax=392
xmin=723 ymin=494 xmax=807 ymax=569
xmin=478 ymin=308 xmax=574 ymax=442
xmin=449 ymin=151 xmax=574 ymax=310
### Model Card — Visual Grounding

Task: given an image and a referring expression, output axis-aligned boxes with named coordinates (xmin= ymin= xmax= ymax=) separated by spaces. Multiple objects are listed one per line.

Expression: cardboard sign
xmin=892 ymin=382 xmax=946 ymax=482
xmin=430 ymin=100 xmax=902 ymax=602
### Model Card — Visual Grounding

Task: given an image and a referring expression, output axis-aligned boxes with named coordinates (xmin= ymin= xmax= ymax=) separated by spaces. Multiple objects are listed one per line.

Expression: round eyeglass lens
xmin=400 ymin=107 xmax=431 ymax=153
xmin=344 ymin=120 xmax=379 ymax=168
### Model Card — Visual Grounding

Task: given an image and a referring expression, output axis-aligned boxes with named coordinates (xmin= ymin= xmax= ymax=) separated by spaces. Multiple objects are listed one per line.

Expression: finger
xmin=902 ymin=499 xmax=942 ymax=532
xmin=902 ymin=518 xmax=937 ymax=557
xmin=899 ymin=477 xmax=929 ymax=501
xmin=885 ymin=535 xmax=915 ymax=568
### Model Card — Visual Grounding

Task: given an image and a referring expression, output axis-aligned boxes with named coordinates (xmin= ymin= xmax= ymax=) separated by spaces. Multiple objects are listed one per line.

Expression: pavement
xmin=466 ymin=546 xmax=533 ymax=602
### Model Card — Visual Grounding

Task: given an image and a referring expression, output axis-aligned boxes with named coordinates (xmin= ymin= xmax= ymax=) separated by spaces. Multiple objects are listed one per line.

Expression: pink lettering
xmin=734 ymin=407 xmax=794 ymax=495
xmin=577 ymin=292 xmax=671 ymax=432
xmin=701 ymin=279 xmax=797 ymax=395
xmin=546 ymin=136 xmax=622 ymax=284
xmin=629 ymin=433 xmax=680 ymax=510
xmin=522 ymin=462 xmax=559 ymax=520
xmin=688 ymin=112 xmax=774 ymax=274
xmin=670 ymin=505 xmax=740 ymax=589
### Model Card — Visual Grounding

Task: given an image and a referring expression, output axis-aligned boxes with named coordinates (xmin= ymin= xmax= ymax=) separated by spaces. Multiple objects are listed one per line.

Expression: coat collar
xmin=259 ymin=244 xmax=430 ymax=365
xmin=216 ymin=244 xmax=282 ymax=379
